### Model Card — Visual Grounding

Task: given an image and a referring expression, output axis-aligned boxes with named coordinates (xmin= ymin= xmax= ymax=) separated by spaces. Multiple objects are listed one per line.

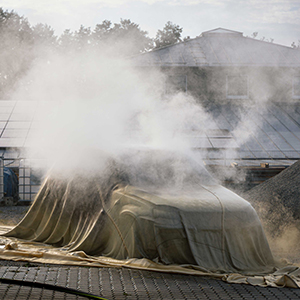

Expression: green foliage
xmin=154 ymin=21 xmax=182 ymax=49
xmin=0 ymin=8 xmax=35 ymax=98
xmin=57 ymin=19 xmax=153 ymax=55
xmin=93 ymin=18 xmax=153 ymax=54
xmin=32 ymin=23 xmax=56 ymax=46
xmin=0 ymin=7 xmax=185 ymax=97
xmin=93 ymin=20 xmax=112 ymax=43
xmin=58 ymin=29 xmax=74 ymax=49
xmin=108 ymin=19 xmax=153 ymax=54
xmin=0 ymin=8 xmax=33 ymax=44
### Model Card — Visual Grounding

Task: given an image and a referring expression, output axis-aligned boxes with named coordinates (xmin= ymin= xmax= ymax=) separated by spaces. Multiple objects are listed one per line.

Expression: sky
xmin=1 ymin=0 xmax=300 ymax=47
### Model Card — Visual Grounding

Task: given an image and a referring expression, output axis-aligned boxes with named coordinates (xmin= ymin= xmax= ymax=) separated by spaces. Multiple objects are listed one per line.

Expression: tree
xmin=74 ymin=25 xmax=92 ymax=50
xmin=0 ymin=8 xmax=35 ymax=98
xmin=92 ymin=19 xmax=153 ymax=55
xmin=56 ymin=19 xmax=153 ymax=56
xmin=92 ymin=20 xmax=112 ymax=44
xmin=32 ymin=23 xmax=57 ymax=48
xmin=0 ymin=8 xmax=33 ymax=44
xmin=154 ymin=21 xmax=182 ymax=49
xmin=58 ymin=29 xmax=74 ymax=50
xmin=112 ymin=19 xmax=153 ymax=53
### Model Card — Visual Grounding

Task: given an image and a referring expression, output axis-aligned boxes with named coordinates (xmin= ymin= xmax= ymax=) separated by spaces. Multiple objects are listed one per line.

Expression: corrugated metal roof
xmin=0 ymin=100 xmax=300 ymax=165
xmin=197 ymin=102 xmax=300 ymax=161
xmin=132 ymin=28 xmax=300 ymax=67
xmin=0 ymin=100 xmax=42 ymax=148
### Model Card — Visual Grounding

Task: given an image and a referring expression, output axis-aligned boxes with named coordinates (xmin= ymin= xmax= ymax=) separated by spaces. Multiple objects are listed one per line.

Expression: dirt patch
xmin=0 ymin=206 xmax=29 ymax=226
xmin=244 ymin=160 xmax=300 ymax=262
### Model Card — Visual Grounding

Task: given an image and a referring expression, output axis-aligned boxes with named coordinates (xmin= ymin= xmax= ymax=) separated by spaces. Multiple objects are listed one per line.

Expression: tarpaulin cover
xmin=0 ymin=173 xmax=299 ymax=288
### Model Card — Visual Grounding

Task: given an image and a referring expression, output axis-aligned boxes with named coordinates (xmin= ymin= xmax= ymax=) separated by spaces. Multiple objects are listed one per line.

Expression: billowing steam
xmin=11 ymin=44 xmax=215 ymax=187
xmin=10 ymin=40 xmax=297 ymax=188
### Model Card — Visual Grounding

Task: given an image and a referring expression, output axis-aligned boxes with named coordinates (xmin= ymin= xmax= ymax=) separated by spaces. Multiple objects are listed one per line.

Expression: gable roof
xmin=132 ymin=28 xmax=300 ymax=67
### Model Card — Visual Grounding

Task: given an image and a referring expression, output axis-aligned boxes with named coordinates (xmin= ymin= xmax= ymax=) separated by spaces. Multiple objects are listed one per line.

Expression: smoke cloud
xmin=10 ymin=43 xmax=215 ymax=187
xmin=9 ymin=34 xmax=299 ymax=192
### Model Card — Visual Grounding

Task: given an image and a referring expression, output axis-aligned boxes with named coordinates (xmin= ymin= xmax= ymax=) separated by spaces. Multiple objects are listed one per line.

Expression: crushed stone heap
xmin=245 ymin=160 xmax=300 ymax=237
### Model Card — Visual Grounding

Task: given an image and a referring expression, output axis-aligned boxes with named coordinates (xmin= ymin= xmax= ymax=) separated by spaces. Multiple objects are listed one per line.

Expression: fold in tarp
xmin=0 ymin=176 xmax=299 ymax=288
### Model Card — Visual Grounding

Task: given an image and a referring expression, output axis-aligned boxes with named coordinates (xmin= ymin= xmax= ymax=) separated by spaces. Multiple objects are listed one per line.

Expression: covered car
xmin=4 ymin=150 xmax=275 ymax=274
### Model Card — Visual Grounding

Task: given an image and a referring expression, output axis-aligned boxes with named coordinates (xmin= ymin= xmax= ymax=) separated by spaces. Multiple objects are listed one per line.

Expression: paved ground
xmin=0 ymin=262 xmax=299 ymax=300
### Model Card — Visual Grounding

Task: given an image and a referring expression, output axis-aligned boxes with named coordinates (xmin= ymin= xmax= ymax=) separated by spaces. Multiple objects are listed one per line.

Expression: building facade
xmin=132 ymin=28 xmax=300 ymax=189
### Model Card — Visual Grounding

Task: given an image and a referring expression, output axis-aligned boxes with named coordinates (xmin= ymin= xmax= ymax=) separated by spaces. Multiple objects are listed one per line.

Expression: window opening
xmin=226 ymin=75 xmax=248 ymax=99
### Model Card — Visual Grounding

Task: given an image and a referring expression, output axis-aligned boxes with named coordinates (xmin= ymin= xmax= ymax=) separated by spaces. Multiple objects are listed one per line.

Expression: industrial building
xmin=132 ymin=27 xmax=300 ymax=190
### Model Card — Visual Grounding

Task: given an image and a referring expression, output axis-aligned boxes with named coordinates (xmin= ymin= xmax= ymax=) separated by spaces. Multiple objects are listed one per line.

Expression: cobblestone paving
xmin=0 ymin=264 xmax=300 ymax=299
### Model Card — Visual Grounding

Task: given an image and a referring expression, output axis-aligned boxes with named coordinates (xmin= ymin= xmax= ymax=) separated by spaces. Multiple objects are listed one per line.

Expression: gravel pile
xmin=0 ymin=205 xmax=29 ymax=226
xmin=244 ymin=160 xmax=300 ymax=237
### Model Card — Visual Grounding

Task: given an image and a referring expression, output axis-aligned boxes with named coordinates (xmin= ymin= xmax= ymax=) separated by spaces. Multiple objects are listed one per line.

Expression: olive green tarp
xmin=0 ymin=175 xmax=299 ymax=288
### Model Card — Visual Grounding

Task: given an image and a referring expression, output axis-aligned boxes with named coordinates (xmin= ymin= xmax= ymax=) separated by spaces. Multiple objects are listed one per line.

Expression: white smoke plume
xmin=11 ymin=45 xmax=213 ymax=183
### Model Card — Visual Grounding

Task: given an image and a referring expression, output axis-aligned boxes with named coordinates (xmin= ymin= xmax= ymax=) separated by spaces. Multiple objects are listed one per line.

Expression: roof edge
xmin=201 ymin=28 xmax=243 ymax=37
